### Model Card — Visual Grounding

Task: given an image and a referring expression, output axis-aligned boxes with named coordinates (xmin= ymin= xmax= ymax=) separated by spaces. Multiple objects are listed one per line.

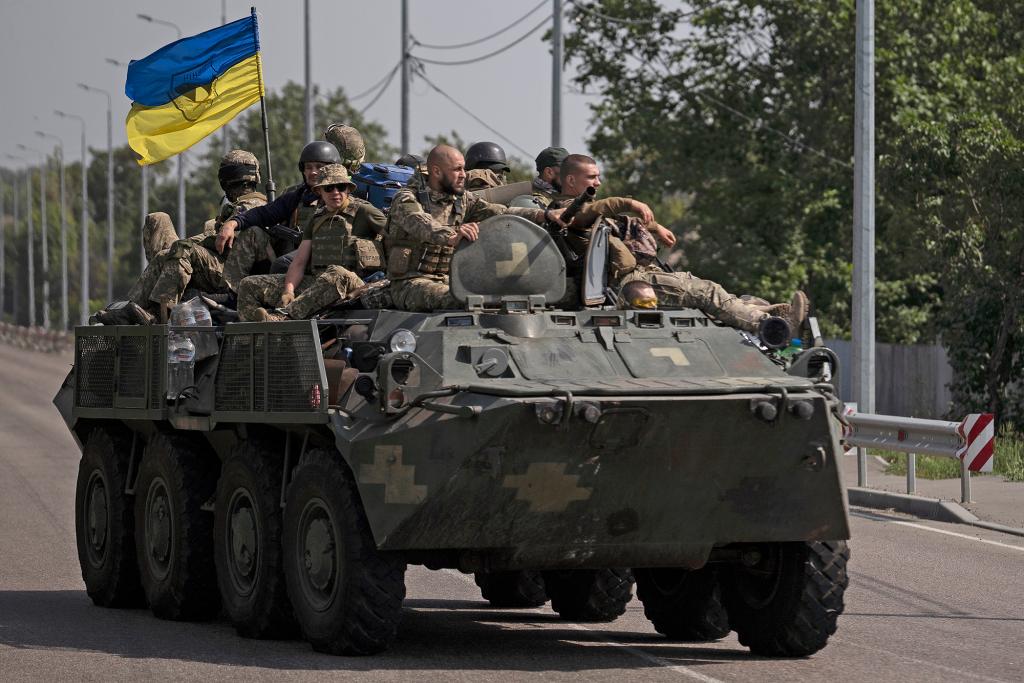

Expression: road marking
xmin=443 ymin=570 xmax=724 ymax=683
xmin=835 ymin=638 xmax=1013 ymax=683
xmin=852 ymin=510 xmax=1024 ymax=553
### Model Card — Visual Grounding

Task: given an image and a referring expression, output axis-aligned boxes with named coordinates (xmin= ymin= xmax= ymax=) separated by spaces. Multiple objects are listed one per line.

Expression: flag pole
xmin=251 ymin=6 xmax=276 ymax=201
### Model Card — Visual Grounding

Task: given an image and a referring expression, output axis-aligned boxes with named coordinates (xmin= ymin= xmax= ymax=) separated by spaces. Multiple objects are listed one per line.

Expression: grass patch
xmin=883 ymin=424 xmax=1024 ymax=481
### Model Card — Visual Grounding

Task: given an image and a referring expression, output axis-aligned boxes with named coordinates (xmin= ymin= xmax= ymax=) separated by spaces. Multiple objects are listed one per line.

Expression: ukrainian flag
xmin=126 ymin=14 xmax=264 ymax=165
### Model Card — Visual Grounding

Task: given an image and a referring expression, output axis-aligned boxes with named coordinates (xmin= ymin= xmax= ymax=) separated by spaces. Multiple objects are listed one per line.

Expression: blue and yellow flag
xmin=126 ymin=14 xmax=264 ymax=165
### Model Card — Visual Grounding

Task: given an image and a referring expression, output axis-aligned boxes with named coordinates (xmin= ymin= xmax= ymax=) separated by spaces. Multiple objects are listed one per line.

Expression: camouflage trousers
xmin=236 ymin=266 xmax=364 ymax=321
xmin=391 ymin=277 xmax=460 ymax=312
xmin=147 ymin=240 xmax=226 ymax=306
xmin=222 ymin=227 xmax=278 ymax=292
xmin=126 ymin=250 xmax=169 ymax=310
xmin=143 ymin=212 xmax=178 ymax=262
xmin=619 ymin=266 xmax=767 ymax=332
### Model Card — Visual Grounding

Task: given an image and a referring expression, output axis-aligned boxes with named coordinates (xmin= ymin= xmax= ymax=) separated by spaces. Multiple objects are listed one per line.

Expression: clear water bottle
xmin=779 ymin=338 xmax=803 ymax=359
xmin=166 ymin=332 xmax=196 ymax=400
xmin=192 ymin=304 xmax=212 ymax=326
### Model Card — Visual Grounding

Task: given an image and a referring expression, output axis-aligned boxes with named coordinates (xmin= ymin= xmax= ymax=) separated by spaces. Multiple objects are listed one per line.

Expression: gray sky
xmin=0 ymin=0 xmax=596 ymax=172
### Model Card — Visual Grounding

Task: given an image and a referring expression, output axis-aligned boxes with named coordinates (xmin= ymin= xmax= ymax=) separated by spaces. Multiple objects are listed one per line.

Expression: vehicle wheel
xmin=634 ymin=566 xmax=730 ymax=641
xmin=543 ymin=568 xmax=634 ymax=622
xmin=134 ymin=432 xmax=220 ymax=621
xmin=721 ymin=541 xmax=849 ymax=657
xmin=283 ymin=448 xmax=406 ymax=655
xmin=75 ymin=427 xmax=145 ymax=607
xmin=214 ymin=441 xmax=295 ymax=638
xmin=474 ymin=571 xmax=547 ymax=608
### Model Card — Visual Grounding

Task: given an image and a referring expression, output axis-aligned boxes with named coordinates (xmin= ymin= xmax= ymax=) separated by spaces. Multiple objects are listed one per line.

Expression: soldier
xmin=557 ymin=154 xmax=808 ymax=333
xmin=385 ymin=144 xmax=564 ymax=311
xmin=236 ymin=164 xmax=384 ymax=322
xmin=122 ymin=150 xmax=267 ymax=319
xmin=530 ymin=146 xmax=568 ymax=206
xmin=464 ymin=141 xmax=510 ymax=191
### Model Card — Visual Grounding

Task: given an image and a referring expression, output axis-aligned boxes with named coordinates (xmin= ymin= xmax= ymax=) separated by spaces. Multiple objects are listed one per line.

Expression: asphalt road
xmin=1 ymin=343 xmax=1022 ymax=682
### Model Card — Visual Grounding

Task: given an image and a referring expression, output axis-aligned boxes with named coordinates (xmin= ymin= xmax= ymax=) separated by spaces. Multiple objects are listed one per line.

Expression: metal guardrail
xmin=844 ymin=406 xmax=996 ymax=504
xmin=0 ymin=322 xmax=72 ymax=354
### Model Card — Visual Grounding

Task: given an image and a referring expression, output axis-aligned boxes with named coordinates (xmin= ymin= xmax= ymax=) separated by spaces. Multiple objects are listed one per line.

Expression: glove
xmin=279 ymin=290 xmax=295 ymax=307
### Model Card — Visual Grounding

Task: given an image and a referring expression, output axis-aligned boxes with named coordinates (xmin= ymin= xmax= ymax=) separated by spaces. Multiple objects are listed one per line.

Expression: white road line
xmin=835 ymin=638 xmax=1013 ymax=683
xmin=443 ymin=569 xmax=725 ymax=683
xmin=852 ymin=510 xmax=1024 ymax=553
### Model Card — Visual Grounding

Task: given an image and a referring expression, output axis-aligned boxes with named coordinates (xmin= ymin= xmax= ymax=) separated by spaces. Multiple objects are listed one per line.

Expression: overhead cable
xmin=412 ymin=0 xmax=549 ymax=50
xmin=349 ymin=61 xmax=402 ymax=101
xmin=413 ymin=14 xmax=553 ymax=67
xmin=359 ymin=63 xmax=401 ymax=115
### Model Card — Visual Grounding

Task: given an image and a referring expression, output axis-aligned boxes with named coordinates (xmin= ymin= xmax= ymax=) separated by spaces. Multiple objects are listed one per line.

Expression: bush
xmin=883 ymin=425 xmax=1024 ymax=482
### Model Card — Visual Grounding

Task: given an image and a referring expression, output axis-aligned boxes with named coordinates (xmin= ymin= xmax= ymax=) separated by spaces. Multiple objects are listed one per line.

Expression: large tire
xmin=283 ymin=448 xmax=406 ymax=655
xmin=474 ymin=571 xmax=547 ymax=608
xmin=634 ymin=567 xmax=730 ymax=641
xmin=543 ymin=568 xmax=634 ymax=622
xmin=721 ymin=540 xmax=850 ymax=657
xmin=134 ymin=432 xmax=220 ymax=621
xmin=214 ymin=441 xmax=295 ymax=638
xmin=75 ymin=427 xmax=145 ymax=607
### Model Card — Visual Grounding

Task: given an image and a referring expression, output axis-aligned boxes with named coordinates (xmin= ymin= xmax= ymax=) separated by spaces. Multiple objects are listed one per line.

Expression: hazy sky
xmin=0 ymin=0 xmax=597 ymax=175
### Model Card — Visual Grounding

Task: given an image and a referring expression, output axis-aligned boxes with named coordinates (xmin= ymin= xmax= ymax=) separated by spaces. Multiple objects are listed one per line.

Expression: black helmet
xmin=395 ymin=153 xmax=425 ymax=168
xmin=465 ymin=141 xmax=509 ymax=172
xmin=297 ymin=140 xmax=341 ymax=173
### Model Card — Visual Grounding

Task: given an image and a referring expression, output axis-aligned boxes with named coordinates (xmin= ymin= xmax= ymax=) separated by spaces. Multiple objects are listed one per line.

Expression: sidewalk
xmin=841 ymin=450 xmax=1024 ymax=530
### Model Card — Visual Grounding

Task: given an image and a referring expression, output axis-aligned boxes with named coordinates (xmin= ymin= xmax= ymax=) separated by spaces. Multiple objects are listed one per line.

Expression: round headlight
xmin=389 ymin=329 xmax=417 ymax=353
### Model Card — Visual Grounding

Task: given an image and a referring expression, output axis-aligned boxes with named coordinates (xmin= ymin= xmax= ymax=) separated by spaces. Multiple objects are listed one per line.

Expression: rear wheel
xmin=75 ymin=427 xmax=145 ymax=607
xmin=283 ymin=448 xmax=406 ymax=655
xmin=134 ymin=432 xmax=220 ymax=621
xmin=474 ymin=571 xmax=547 ymax=608
xmin=214 ymin=441 xmax=295 ymax=638
xmin=634 ymin=566 xmax=729 ymax=641
xmin=543 ymin=568 xmax=634 ymax=622
xmin=721 ymin=541 xmax=849 ymax=657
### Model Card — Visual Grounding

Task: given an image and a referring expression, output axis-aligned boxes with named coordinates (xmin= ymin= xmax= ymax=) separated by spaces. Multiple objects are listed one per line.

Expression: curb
xmin=848 ymin=487 xmax=1024 ymax=538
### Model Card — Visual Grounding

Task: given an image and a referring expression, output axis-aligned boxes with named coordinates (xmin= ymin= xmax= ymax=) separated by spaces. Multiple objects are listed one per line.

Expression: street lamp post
xmin=108 ymin=57 xmax=147 ymax=273
xmin=79 ymin=83 xmax=115 ymax=303
xmin=55 ymin=109 xmax=89 ymax=325
xmin=18 ymin=144 xmax=48 ymax=329
xmin=37 ymin=131 xmax=67 ymax=329
xmin=6 ymin=154 xmax=33 ymax=327
xmin=137 ymin=13 xmax=187 ymax=238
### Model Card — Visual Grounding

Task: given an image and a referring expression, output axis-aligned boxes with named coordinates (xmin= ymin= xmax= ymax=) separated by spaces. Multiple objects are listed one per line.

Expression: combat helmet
xmin=297 ymin=140 xmax=342 ymax=175
xmin=324 ymin=123 xmax=367 ymax=174
xmin=311 ymin=163 xmax=357 ymax=192
xmin=465 ymin=141 xmax=509 ymax=173
xmin=218 ymin=149 xmax=260 ymax=193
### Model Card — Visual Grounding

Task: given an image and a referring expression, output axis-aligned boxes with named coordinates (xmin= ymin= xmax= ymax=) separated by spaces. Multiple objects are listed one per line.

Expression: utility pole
xmin=304 ymin=0 xmax=314 ymax=143
xmin=55 ymin=110 xmax=88 ymax=325
xmin=8 ymin=166 xmax=17 ymax=323
xmin=19 ymin=144 xmax=49 ymax=329
xmin=853 ymin=0 xmax=875 ymax=486
xmin=25 ymin=161 xmax=35 ymax=327
xmin=551 ymin=0 xmax=563 ymax=147
xmin=37 ymin=131 xmax=67 ymax=329
xmin=401 ymin=0 xmax=410 ymax=154
xmin=79 ymin=84 xmax=115 ymax=303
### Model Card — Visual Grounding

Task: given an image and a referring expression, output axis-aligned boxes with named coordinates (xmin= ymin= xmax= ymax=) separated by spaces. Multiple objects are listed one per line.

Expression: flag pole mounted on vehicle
xmin=251 ymin=6 xmax=276 ymax=201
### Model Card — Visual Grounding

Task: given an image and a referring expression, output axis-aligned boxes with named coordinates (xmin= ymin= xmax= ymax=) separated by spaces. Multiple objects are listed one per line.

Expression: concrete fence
xmin=0 ymin=323 xmax=72 ymax=354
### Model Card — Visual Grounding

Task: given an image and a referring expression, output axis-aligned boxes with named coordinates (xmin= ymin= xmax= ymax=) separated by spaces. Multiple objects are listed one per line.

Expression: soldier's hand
xmin=279 ymin=289 xmax=295 ymax=307
xmin=653 ymin=223 xmax=677 ymax=247
xmin=216 ymin=219 xmax=239 ymax=254
xmin=630 ymin=200 xmax=655 ymax=225
xmin=448 ymin=222 xmax=480 ymax=246
xmin=545 ymin=208 xmax=567 ymax=229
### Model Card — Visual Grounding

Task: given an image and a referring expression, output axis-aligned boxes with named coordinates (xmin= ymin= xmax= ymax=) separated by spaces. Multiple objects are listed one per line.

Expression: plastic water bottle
xmin=166 ymin=333 xmax=196 ymax=400
xmin=779 ymin=338 xmax=803 ymax=359
xmin=192 ymin=304 xmax=212 ymax=326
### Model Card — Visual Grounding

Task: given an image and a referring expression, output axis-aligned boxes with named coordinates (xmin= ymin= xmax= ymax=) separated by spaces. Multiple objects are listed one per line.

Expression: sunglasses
xmin=320 ymin=183 xmax=350 ymax=194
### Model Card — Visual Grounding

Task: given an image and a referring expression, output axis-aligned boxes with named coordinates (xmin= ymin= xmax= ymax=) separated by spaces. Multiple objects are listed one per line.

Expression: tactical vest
xmin=309 ymin=210 xmax=384 ymax=277
xmin=387 ymin=186 xmax=465 ymax=279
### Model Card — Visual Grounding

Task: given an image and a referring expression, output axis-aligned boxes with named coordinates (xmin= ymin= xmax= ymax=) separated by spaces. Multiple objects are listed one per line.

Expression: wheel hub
xmin=297 ymin=499 xmax=338 ymax=611
xmin=84 ymin=470 xmax=109 ymax=568
xmin=145 ymin=478 xmax=173 ymax=580
xmin=227 ymin=488 xmax=259 ymax=595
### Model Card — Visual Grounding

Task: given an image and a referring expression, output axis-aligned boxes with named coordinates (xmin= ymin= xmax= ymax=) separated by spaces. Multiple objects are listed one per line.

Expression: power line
xmin=349 ymin=61 xmax=402 ymax=101
xmin=416 ymin=67 xmax=532 ymax=158
xmin=413 ymin=14 xmax=553 ymax=67
xmin=359 ymin=62 xmax=401 ymax=115
xmin=412 ymin=0 xmax=548 ymax=50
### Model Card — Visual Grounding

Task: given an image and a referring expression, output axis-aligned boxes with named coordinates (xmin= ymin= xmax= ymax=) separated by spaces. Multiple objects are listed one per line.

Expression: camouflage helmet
xmin=311 ymin=163 xmax=357 ymax=192
xmin=218 ymin=149 xmax=260 ymax=191
xmin=324 ymin=123 xmax=367 ymax=173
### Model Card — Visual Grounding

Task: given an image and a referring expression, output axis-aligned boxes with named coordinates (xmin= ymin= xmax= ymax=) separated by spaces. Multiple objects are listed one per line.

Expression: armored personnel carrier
xmin=55 ymin=214 xmax=850 ymax=656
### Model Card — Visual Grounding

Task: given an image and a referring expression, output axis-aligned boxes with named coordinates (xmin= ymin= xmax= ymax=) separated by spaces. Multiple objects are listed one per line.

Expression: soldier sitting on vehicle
xmin=236 ymin=164 xmax=384 ymax=322
xmin=529 ymin=146 xmax=568 ymax=207
xmin=384 ymin=144 xmax=563 ymax=312
xmin=464 ymin=141 xmax=510 ymax=191
xmin=555 ymin=154 xmax=808 ymax=333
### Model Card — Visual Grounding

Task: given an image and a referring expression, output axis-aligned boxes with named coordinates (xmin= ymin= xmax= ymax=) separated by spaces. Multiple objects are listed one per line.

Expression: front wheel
xmin=283 ymin=449 xmax=406 ymax=656
xmin=543 ymin=568 xmax=634 ymax=622
xmin=721 ymin=541 xmax=850 ymax=657
xmin=634 ymin=566 xmax=730 ymax=641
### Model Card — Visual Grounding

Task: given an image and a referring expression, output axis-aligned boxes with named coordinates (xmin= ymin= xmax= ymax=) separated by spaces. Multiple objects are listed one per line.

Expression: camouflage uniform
xmin=237 ymin=266 xmax=364 ymax=320
xmin=530 ymin=177 xmax=559 ymax=208
xmin=465 ymin=168 xmax=505 ymax=191
xmin=385 ymin=184 xmax=542 ymax=312
xmin=325 ymin=123 xmax=367 ymax=174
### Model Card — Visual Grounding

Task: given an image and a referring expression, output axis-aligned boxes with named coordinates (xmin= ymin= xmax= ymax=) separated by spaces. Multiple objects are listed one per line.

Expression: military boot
xmin=758 ymin=291 xmax=809 ymax=337
xmin=253 ymin=307 xmax=288 ymax=322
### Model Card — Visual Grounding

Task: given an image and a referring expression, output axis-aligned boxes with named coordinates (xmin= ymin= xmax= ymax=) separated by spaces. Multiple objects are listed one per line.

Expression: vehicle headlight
xmin=389 ymin=329 xmax=417 ymax=353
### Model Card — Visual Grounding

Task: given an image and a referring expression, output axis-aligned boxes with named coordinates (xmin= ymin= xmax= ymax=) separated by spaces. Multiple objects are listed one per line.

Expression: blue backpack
xmin=352 ymin=163 xmax=415 ymax=211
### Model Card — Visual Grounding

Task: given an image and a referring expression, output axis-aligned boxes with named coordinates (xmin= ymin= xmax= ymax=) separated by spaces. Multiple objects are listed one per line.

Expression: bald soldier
xmin=385 ymin=144 xmax=565 ymax=311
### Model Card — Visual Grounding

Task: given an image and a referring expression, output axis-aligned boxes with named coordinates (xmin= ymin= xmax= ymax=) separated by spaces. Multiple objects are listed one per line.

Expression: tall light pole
xmin=37 ymin=131 xmax=67 ymax=329
xmin=551 ymin=0 xmax=563 ymax=146
xmin=137 ymin=13 xmax=187 ymax=238
xmin=78 ymin=83 xmax=115 ymax=303
xmin=107 ymin=57 xmax=147 ymax=273
xmin=55 ymin=109 xmax=89 ymax=325
xmin=304 ymin=0 xmax=314 ymax=143
xmin=6 ymin=154 xmax=34 ymax=327
xmin=6 ymin=164 xmax=17 ymax=322
xmin=18 ymin=144 xmax=48 ymax=329
xmin=400 ymin=0 xmax=410 ymax=154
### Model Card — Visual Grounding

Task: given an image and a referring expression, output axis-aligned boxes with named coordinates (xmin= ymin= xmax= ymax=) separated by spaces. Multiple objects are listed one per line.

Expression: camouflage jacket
xmin=466 ymin=168 xmax=505 ymax=191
